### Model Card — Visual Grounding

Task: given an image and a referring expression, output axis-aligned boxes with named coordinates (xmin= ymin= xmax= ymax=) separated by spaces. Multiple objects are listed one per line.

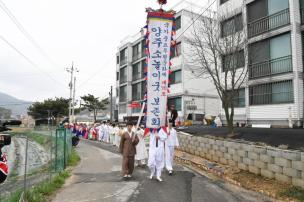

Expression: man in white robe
xmin=147 ymin=128 xmax=168 ymax=182
xmin=165 ymin=122 xmax=179 ymax=175
xmin=97 ymin=123 xmax=104 ymax=142
xmin=135 ymin=127 xmax=148 ymax=166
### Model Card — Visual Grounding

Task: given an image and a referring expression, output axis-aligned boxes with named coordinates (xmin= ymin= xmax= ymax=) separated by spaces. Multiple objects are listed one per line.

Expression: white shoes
xmin=127 ymin=175 xmax=132 ymax=178
xmin=149 ymin=174 xmax=153 ymax=180
xmin=169 ymin=170 xmax=173 ymax=175
xmin=123 ymin=174 xmax=128 ymax=178
xmin=156 ymin=177 xmax=163 ymax=182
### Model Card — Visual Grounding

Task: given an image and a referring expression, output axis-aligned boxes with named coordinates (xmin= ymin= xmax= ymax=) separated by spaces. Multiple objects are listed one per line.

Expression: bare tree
xmin=185 ymin=9 xmax=249 ymax=134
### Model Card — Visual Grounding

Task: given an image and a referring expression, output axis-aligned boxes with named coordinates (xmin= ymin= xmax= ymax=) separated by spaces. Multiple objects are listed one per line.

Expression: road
xmin=52 ymin=139 xmax=274 ymax=202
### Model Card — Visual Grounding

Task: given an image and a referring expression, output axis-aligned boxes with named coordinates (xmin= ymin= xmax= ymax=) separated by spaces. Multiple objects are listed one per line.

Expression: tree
xmin=80 ymin=94 xmax=109 ymax=122
xmin=0 ymin=107 xmax=12 ymax=119
xmin=28 ymin=97 xmax=69 ymax=119
xmin=186 ymin=9 xmax=249 ymax=134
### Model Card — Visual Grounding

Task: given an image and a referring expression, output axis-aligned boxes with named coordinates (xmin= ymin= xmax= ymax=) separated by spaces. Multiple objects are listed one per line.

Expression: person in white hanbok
xmin=97 ymin=123 xmax=104 ymax=142
xmin=147 ymin=128 xmax=168 ymax=182
xmin=102 ymin=122 xmax=110 ymax=143
xmin=114 ymin=124 xmax=120 ymax=147
xmin=165 ymin=122 xmax=179 ymax=175
xmin=109 ymin=124 xmax=115 ymax=145
xmin=135 ymin=127 xmax=148 ymax=166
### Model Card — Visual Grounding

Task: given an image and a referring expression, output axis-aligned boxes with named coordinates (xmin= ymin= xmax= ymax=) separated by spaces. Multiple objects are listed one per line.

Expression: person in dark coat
xmin=119 ymin=122 xmax=139 ymax=178
xmin=170 ymin=105 xmax=178 ymax=127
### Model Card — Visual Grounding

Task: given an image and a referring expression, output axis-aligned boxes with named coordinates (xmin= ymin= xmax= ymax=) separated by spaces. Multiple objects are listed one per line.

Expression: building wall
xmin=218 ymin=0 xmax=304 ymax=127
xmin=178 ymin=132 xmax=304 ymax=188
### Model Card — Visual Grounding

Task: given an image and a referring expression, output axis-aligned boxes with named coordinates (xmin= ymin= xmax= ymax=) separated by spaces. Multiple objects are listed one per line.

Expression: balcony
xmin=248 ymin=9 xmax=290 ymax=38
xmin=249 ymin=55 xmax=292 ymax=79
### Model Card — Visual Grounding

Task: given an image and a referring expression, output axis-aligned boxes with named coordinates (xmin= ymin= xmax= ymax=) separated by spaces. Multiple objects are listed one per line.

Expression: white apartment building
xmin=218 ymin=0 xmax=304 ymax=127
xmin=115 ymin=9 xmax=221 ymax=123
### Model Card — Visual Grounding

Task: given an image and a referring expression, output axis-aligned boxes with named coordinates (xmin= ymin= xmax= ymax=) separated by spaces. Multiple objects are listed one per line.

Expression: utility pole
xmin=66 ymin=62 xmax=79 ymax=123
xmin=72 ymin=77 xmax=76 ymax=123
xmin=109 ymin=86 xmax=113 ymax=122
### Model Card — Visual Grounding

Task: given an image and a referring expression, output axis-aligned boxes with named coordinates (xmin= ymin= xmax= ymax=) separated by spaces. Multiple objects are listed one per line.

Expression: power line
xmin=0 ymin=35 xmax=65 ymax=87
xmin=176 ymin=0 xmax=217 ymax=40
xmin=0 ymin=0 xmax=59 ymax=68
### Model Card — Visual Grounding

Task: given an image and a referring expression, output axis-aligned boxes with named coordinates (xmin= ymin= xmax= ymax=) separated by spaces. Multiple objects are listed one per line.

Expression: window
xmin=222 ymin=50 xmax=245 ymax=71
xmin=169 ymin=70 xmax=182 ymax=84
xmin=247 ymin=0 xmax=289 ymax=37
xmin=132 ymin=43 xmax=141 ymax=61
xmin=172 ymin=42 xmax=181 ymax=58
xmin=141 ymin=40 xmax=146 ymax=57
xmin=175 ymin=16 xmax=181 ymax=30
xmin=221 ymin=14 xmax=243 ymax=37
xmin=132 ymin=62 xmax=141 ymax=81
xmin=249 ymin=33 xmax=292 ymax=79
xmin=223 ymin=88 xmax=245 ymax=108
xmin=120 ymin=67 xmax=127 ymax=84
xmin=233 ymin=88 xmax=245 ymax=107
xmin=119 ymin=86 xmax=127 ymax=102
xmin=249 ymin=80 xmax=293 ymax=105
xmin=141 ymin=61 xmax=146 ymax=78
xmin=132 ymin=82 xmax=141 ymax=101
xmin=168 ymin=97 xmax=182 ymax=111
xmin=116 ymin=72 xmax=119 ymax=81
xmin=120 ymin=48 xmax=127 ymax=66
xmin=116 ymin=56 xmax=119 ymax=64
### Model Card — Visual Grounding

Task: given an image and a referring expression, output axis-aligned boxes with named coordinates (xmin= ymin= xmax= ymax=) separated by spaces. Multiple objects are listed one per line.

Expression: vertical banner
xmin=146 ymin=11 xmax=174 ymax=129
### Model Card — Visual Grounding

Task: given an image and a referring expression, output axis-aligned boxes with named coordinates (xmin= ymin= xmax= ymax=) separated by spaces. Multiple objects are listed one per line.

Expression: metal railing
xmin=248 ymin=8 xmax=290 ymax=38
xmin=249 ymin=55 xmax=292 ymax=79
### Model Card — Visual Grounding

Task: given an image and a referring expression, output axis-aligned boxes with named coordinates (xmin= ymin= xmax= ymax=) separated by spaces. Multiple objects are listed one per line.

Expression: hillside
xmin=0 ymin=92 xmax=32 ymax=116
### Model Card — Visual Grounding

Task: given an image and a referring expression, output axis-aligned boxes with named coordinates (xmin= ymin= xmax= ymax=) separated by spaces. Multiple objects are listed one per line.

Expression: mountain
xmin=0 ymin=92 xmax=32 ymax=116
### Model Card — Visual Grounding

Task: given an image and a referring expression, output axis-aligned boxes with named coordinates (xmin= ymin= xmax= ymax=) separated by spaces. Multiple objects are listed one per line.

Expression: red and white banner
xmin=146 ymin=11 xmax=174 ymax=128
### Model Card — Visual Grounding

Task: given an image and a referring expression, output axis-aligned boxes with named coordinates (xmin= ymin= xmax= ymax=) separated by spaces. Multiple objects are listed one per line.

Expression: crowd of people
xmin=66 ymin=120 xmax=179 ymax=182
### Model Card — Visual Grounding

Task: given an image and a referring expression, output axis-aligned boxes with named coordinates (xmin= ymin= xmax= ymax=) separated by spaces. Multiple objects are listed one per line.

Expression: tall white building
xmin=218 ymin=0 xmax=304 ymax=127
xmin=115 ymin=9 xmax=220 ymax=123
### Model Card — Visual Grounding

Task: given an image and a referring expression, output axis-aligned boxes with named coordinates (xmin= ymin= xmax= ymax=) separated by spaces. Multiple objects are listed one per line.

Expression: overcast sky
xmin=0 ymin=0 xmax=210 ymax=103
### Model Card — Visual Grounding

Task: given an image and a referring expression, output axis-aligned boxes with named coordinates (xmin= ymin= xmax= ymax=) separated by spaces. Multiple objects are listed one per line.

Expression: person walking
xmin=135 ymin=126 xmax=148 ymax=167
xmin=170 ymin=105 xmax=178 ymax=127
xmin=165 ymin=121 xmax=179 ymax=175
xmin=148 ymin=128 xmax=168 ymax=182
xmin=119 ymin=122 xmax=139 ymax=179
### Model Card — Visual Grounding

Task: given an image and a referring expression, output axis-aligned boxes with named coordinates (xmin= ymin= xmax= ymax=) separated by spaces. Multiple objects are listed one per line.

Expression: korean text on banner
xmin=146 ymin=12 xmax=173 ymax=128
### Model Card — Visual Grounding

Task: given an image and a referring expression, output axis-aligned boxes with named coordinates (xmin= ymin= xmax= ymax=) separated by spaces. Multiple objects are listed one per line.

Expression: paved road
xmin=52 ymin=139 xmax=274 ymax=202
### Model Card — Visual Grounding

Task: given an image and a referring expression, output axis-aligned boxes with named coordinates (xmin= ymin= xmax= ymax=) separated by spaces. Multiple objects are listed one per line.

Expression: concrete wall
xmin=178 ymin=132 xmax=304 ymax=188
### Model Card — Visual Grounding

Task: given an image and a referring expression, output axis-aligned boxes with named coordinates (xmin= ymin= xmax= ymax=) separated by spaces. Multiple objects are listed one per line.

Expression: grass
xmin=67 ymin=148 xmax=81 ymax=167
xmin=3 ymin=171 xmax=69 ymax=202
xmin=279 ymin=186 xmax=304 ymax=202
xmin=3 ymin=150 xmax=80 ymax=202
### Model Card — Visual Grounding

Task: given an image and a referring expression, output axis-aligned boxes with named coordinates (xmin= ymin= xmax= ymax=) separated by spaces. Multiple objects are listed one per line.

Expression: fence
xmin=0 ymin=126 xmax=73 ymax=201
